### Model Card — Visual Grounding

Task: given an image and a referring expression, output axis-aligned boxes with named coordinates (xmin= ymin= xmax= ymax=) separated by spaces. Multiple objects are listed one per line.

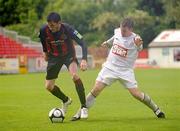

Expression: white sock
xmin=141 ymin=93 xmax=158 ymax=112
xmin=86 ymin=92 xmax=96 ymax=109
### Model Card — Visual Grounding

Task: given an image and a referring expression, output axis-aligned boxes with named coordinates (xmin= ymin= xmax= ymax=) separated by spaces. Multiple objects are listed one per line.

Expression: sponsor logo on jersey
xmin=112 ymin=44 xmax=128 ymax=57
xmin=47 ymin=39 xmax=64 ymax=45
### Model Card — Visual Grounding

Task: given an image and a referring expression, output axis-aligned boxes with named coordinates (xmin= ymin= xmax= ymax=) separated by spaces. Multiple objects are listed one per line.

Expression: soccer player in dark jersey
xmin=39 ymin=12 xmax=88 ymax=120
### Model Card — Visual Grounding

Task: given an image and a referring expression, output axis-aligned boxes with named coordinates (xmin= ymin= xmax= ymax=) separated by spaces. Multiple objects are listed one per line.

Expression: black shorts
xmin=46 ymin=55 xmax=78 ymax=80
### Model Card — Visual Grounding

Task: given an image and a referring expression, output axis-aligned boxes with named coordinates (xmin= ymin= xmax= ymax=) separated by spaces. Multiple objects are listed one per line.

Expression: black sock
xmin=74 ymin=78 xmax=86 ymax=108
xmin=50 ymin=85 xmax=68 ymax=103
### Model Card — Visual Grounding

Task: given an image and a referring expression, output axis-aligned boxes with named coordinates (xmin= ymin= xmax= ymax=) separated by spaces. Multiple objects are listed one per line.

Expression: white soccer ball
xmin=49 ymin=108 xmax=65 ymax=123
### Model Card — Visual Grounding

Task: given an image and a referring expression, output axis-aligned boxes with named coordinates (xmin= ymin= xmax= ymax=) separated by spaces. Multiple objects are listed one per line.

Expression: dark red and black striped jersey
xmin=39 ymin=23 xmax=87 ymax=60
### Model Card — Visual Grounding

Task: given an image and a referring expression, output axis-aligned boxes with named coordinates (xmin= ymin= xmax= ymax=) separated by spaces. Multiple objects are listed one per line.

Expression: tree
xmin=42 ymin=0 xmax=102 ymax=45
xmin=91 ymin=12 xmax=119 ymax=43
xmin=0 ymin=0 xmax=19 ymax=26
xmin=127 ymin=10 xmax=155 ymax=48
xmin=162 ymin=0 xmax=180 ymax=28
xmin=2 ymin=0 xmax=180 ymax=46
xmin=0 ymin=0 xmax=48 ymax=26
xmin=137 ymin=0 xmax=165 ymax=16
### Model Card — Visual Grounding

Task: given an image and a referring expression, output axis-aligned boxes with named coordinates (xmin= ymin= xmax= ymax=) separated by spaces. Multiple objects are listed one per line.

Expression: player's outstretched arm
xmin=101 ymin=41 xmax=108 ymax=47
xmin=101 ymin=36 xmax=114 ymax=48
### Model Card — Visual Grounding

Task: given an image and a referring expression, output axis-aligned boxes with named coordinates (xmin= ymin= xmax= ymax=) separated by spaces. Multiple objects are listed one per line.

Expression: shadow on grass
xmin=59 ymin=116 xmax=169 ymax=125
xmin=83 ymin=117 xmax=167 ymax=123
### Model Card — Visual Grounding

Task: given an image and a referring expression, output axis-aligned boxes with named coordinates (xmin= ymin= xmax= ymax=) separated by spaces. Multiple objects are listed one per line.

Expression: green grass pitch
xmin=0 ymin=69 xmax=180 ymax=131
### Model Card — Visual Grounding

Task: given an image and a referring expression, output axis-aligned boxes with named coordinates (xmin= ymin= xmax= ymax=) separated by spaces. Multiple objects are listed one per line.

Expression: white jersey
xmin=103 ymin=28 xmax=142 ymax=71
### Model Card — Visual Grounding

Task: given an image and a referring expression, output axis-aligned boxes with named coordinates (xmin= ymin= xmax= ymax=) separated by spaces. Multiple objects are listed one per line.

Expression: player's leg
xmin=45 ymin=79 xmax=69 ymax=103
xmin=67 ymin=60 xmax=89 ymax=119
xmin=86 ymin=66 xmax=116 ymax=109
xmin=127 ymin=87 xmax=165 ymax=118
xmin=45 ymin=79 xmax=72 ymax=113
xmin=45 ymin=60 xmax=72 ymax=113
xmin=71 ymin=67 xmax=113 ymax=121
xmin=68 ymin=61 xmax=86 ymax=109
xmin=86 ymin=80 xmax=106 ymax=108
xmin=86 ymin=67 xmax=116 ymax=109
xmin=71 ymin=80 xmax=107 ymax=121
xmin=118 ymin=69 xmax=165 ymax=118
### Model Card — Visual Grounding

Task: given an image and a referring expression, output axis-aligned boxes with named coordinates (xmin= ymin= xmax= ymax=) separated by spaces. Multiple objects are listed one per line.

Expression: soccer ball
xmin=49 ymin=108 xmax=65 ymax=123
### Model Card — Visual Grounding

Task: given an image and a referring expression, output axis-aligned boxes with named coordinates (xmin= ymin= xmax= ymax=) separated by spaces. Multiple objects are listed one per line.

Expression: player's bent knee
xmin=131 ymin=92 xmax=139 ymax=99
xmin=129 ymin=88 xmax=142 ymax=100
xmin=91 ymin=88 xmax=99 ymax=97
xmin=72 ymin=73 xmax=79 ymax=81
xmin=45 ymin=82 xmax=54 ymax=91
xmin=91 ymin=83 xmax=104 ymax=96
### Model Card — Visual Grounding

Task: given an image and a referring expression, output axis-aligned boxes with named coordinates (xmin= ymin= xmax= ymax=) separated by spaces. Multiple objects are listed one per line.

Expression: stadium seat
xmin=0 ymin=34 xmax=42 ymax=58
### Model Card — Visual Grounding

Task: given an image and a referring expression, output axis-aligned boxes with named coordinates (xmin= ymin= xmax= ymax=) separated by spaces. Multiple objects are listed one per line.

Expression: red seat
xmin=0 ymin=35 xmax=42 ymax=58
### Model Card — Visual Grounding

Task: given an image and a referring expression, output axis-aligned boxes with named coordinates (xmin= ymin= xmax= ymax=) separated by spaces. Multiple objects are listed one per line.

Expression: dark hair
xmin=121 ymin=18 xmax=134 ymax=29
xmin=47 ymin=12 xmax=61 ymax=22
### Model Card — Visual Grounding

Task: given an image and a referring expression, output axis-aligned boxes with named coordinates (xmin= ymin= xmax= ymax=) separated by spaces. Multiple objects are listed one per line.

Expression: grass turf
xmin=0 ymin=69 xmax=180 ymax=131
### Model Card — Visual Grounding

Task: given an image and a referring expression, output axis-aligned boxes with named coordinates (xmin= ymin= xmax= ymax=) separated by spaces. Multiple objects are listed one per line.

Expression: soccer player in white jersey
xmin=71 ymin=18 xmax=165 ymax=121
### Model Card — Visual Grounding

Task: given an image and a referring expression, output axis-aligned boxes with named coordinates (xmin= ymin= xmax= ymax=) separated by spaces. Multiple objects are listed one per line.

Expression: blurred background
xmin=0 ymin=1 xmax=180 ymax=130
xmin=0 ymin=0 xmax=180 ymax=74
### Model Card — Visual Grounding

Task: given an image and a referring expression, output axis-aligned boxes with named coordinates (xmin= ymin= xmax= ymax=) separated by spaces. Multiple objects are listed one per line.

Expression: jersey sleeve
xmin=106 ymin=36 xmax=114 ymax=45
xmin=39 ymin=26 xmax=47 ymax=52
xmin=64 ymin=23 xmax=88 ymax=60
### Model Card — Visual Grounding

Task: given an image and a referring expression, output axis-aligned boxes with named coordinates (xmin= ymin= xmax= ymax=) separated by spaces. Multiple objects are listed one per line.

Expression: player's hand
xmin=134 ymin=35 xmax=143 ymax=47
xmin=43 ymin=53 xmax=48 ymax=61
xmin=101 ymin=41 xmax=108 ymax=48
xmin=80 ymin=59 xmax=87 ymax=71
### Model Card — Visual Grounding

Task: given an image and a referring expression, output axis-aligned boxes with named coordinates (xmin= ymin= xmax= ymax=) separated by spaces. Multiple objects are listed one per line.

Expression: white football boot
xmin=80 ymin=107 xmax=88 ymax=119
xmin=71 ymin=107 xmax=88 ymax=121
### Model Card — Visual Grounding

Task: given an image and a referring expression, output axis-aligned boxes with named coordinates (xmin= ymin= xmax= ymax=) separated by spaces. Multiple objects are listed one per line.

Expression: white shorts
xmin=96 ymin=66 xmax=137 ymax=88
